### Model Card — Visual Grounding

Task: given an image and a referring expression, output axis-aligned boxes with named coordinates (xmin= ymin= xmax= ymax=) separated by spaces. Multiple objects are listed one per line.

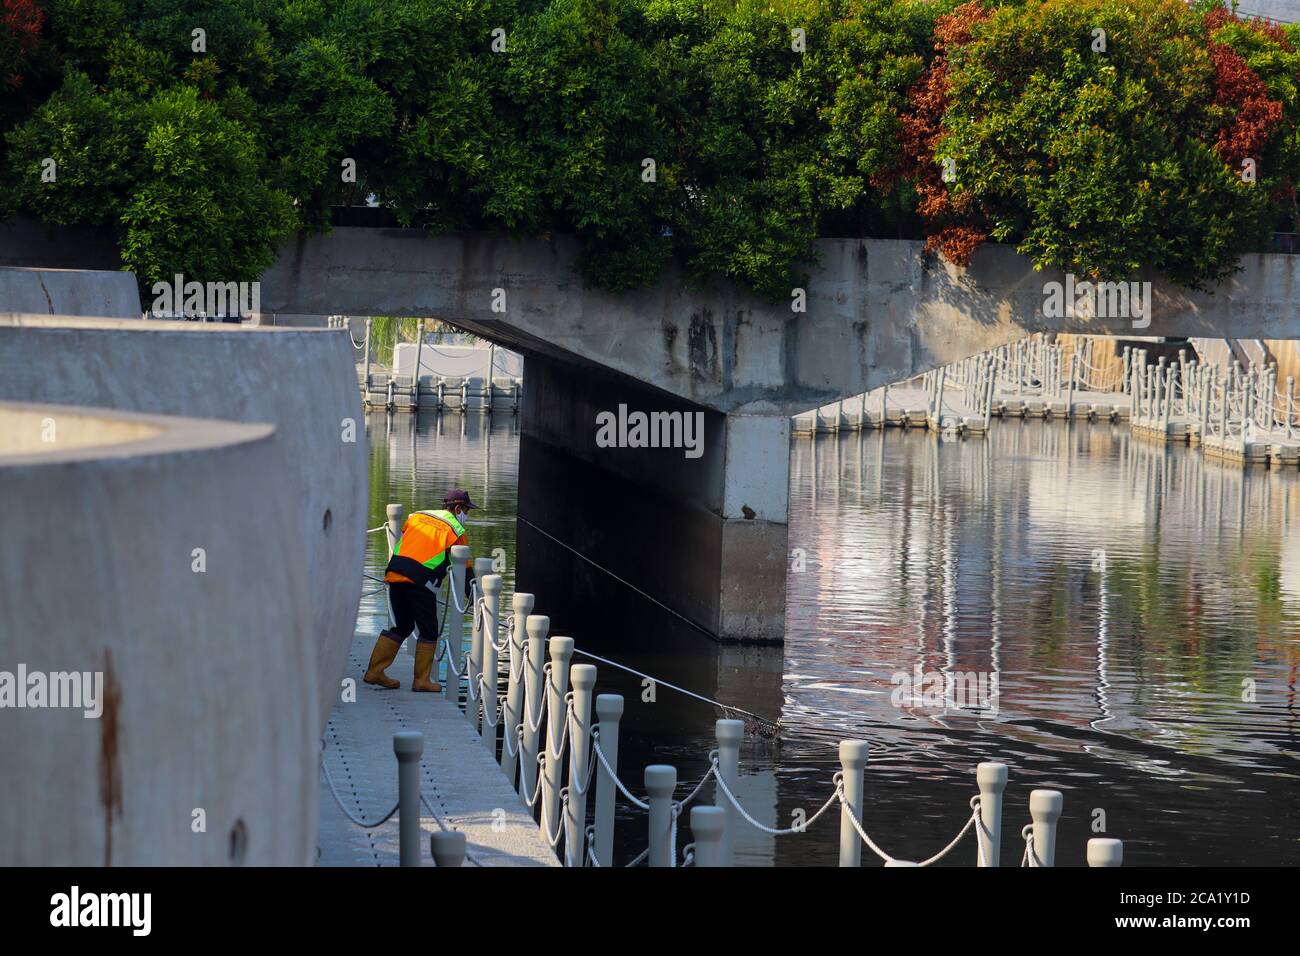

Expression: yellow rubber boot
xmin=363 ymin=634 xmax=402 ymax=689
xmin=412 ymin=640 xmax=441 ymax=693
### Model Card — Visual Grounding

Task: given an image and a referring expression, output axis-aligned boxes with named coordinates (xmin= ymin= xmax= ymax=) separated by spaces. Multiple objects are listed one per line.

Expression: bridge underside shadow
xmin=516 ymin=355 xmax=789 ymax=645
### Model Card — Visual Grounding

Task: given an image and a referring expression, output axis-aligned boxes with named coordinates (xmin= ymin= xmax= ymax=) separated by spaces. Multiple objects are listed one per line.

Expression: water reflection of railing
xmin=340 ymin=507 xmax=1128 ymax=868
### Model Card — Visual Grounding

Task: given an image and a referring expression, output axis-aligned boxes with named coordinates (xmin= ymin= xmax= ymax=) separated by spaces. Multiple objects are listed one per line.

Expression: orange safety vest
xmin=385 ymin=510 xmax=469 ymax=587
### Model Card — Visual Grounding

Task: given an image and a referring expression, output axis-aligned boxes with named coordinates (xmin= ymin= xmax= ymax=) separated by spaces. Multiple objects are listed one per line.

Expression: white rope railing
xmin=320 ymin=758 xmax=398 ymax=829
xmin=357 ymin=514 xmax=1116 ymax=870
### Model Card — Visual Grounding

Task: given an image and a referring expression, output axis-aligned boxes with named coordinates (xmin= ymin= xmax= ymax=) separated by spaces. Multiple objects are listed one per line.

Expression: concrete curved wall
xmin=0 ymin=403 xmax=317 ymax=864
xmin=0 ymin=316 xmax=366 ymax=730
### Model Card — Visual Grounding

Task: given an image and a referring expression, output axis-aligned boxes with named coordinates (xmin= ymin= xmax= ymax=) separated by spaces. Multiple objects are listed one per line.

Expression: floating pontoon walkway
xmin=316 ymin=626 xmax=558 ymax=867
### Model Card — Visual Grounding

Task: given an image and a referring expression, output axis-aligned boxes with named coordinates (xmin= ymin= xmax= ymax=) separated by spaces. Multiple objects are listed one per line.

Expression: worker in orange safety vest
xmin=363 ymin=489 xmax=477 ymax=692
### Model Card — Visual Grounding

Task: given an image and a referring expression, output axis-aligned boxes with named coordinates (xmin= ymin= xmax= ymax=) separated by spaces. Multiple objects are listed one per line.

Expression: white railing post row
xmin=1028 ymin=789 xmax=1063 ymax=867
xmin=520 ymin=616 xmax=550 ymax=809
xmin=480 ymin=574 xmax=504 ymax=756
xmin=503 ymin=591 xmax=534 ymax=781
xmin=564 ymin=663 xmax=597 ymax=867
xmin=468 ymin=557 xmax=494 ymax=733
xmin=646 ymin=765 xmax=677 ymax=867
xmin=714 ymin=718 xmax=744 ymax=866
xmin=976 ymin=762 xmax=1007 ymax=866
xmin=430 ymin=830 xmax=467 ymax=867
xmin=838 ymin=740 xmax=869 ymax=867
xmin=394 ymin=730 xmax=423 ymax=867
xmin=593 ymin=693 xmax=623 ymax=868
xmin=691 ymin=806 xmax=726 ymax=867
xmin=446 ymin=545 xmax=470 ymax=703
xmin=541 ymin=636 xmax=574 ymax=852
xmin=1087 ymin=838 xmax=1124 ymax=867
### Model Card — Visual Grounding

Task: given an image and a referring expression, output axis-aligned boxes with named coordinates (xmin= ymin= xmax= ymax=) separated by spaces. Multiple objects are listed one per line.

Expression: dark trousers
xmin=384 ymin=581 xmax=440 ymax=644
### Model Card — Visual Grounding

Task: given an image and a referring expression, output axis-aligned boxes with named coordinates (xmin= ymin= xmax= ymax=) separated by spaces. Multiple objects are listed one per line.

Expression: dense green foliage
xmin=924 ymin=0 xmax=1300 ymax=287
xmin=2 ymin=0 xmax=1299 ymax=297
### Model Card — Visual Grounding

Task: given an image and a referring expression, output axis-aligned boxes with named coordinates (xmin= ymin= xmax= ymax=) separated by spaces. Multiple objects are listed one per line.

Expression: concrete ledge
xmin=0 ymin=402 xmax=317 ymax=864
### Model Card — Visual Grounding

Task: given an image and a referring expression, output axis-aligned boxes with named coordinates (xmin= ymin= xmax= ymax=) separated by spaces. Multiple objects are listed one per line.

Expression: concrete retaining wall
xmin=0 ymin=403 xmax=317 ymax=865
xmin=0 ymin=316 xmax=366 ymax=731
xmin=0 ymin=266 xmax=140 ymax=318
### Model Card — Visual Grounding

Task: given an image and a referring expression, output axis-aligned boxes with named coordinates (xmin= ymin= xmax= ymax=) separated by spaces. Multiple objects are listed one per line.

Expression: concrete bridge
xmin=5 ymin=219 xmax=1300 ymax=643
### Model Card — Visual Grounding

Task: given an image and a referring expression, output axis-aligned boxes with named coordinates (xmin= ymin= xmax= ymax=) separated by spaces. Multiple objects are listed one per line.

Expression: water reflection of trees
xmin=791 ymin=422 xmax=1299 ymax=762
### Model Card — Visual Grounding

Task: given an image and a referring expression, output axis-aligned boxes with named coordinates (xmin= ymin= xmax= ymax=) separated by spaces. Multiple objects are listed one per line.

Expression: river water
xmin=360 ymin=412 xmax=1298 ymax=866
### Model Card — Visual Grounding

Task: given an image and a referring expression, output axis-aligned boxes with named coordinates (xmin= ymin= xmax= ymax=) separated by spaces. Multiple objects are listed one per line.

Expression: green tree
xmin=920 ymin=0 xmax=1290 ymax=287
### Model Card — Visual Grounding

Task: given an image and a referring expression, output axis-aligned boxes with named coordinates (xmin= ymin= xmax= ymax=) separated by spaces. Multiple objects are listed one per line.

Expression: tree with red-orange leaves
xmin=902 ymin=0 xmax=1295 ymax=289
xmin=1203 ymin=5 xmax=1300 ymax=234
xmin=1 ymin=0 xmax=43 ymax=90
xmin=892 ymin=0 xmax=991 ymax=265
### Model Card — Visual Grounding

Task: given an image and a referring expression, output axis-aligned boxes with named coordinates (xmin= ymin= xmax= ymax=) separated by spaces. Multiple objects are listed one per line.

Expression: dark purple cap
xmin=443 ymin=488 xmax=479 ymax=510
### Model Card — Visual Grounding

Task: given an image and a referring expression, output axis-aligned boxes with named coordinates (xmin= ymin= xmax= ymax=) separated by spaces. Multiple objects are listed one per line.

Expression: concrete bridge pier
xmin=516 ymin=355 xmax=789 ymax=644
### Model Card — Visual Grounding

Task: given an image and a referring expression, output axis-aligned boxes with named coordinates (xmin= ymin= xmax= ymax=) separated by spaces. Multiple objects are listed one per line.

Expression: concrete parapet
xmin=0 ymin=315 xmax=366 ymax=730
xmin=0 ymin=402 xmax=317 ymax=864
xmin=0 ymin=267 xmax=140 ymax=318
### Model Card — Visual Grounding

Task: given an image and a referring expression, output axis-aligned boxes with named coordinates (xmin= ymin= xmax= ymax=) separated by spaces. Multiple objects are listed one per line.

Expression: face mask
xmin=457 ymin=510 xmax=470 ymax=526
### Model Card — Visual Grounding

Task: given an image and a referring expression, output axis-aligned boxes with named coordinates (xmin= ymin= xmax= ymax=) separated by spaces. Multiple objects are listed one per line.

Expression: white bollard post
xmin=1163 ymin=367 xmax=1173 ymax=431
xmin=1201 ymin=375 xmax=1211 ymax=442
xmin=479 ymin=574 xmax=504 ymax=755
xmin=838 ymin=740 xmax=869 ymax=867
xmin=714 ymin=718 xmax=744 ymax=866
xmin=592 ymin=693 xmax=623 ymax=869
xmin=935 ymin=367 xmax=946 ymax=429
xmin=690 ymin=806 xmax=726 ymax=867
xmin=564 ymin=663 xmax=597 ymax=867
xmin=1087 ymin=838 xmax=1124 ymax=867
xmin=646 ymin=765 xmax=677 ymax=867
xmin=394 ymin=731 xmax=423 ymax=867
xmin=520 ymin=616 xmax=549 ymax=812
xmin=976 ymin=762 xmax=1007 ymax=866
xmin=1287 ymin=376 xmax=1295 ymax=438
xmin=363 ymin=317 xmax=373 ymax=395
xmin=430 ymin=830 xmax=467 ymax=867
xmin=1066 ymin=354 xmax=1076 ymax=416
xmin=1028 ymin=789 xmax=1063 ymax=867
xmin=415 ymin=318 xmax=426 ymax=410
xmin=1220 ymin=375 xmax=1229 ymax=444
xmin=541 ymin=636 xmax=574 ymax=851
xmin=984 ymin=368 xmax=995 ymax=430
xmin=502 ymin=591 xmax=534 ymax=782
xmin=446 ymin=545 xmax=470 ymax=704
xmin=385 ymin=503 xmax=404 ymax=553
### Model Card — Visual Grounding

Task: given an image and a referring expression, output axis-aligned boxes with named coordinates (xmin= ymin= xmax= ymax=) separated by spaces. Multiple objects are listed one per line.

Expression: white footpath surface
xmin=317 ymin=629 xmax=558 ymax=867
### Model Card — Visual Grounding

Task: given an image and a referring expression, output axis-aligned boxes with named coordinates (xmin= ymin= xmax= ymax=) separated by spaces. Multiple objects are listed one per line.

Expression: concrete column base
xmin=720 ymin=516 xmax=788 ymax=643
